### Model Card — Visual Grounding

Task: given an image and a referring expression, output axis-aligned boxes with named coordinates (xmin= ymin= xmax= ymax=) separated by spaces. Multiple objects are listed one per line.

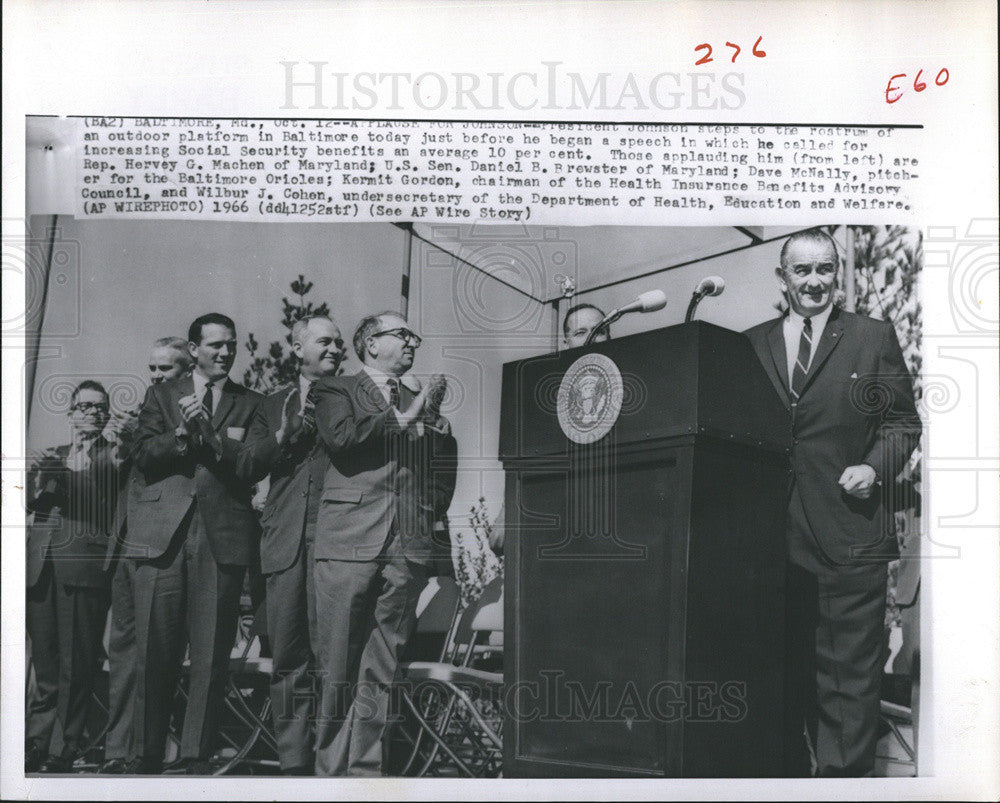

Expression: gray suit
xmin=311 ymin=371 xmax=457 ymax=776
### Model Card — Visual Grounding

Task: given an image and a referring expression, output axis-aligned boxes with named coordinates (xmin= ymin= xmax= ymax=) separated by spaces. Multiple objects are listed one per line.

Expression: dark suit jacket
xmin=237 ymin=385 xmax=329 ymax=575
xmin=744 ymin=307 xmax=920 ymax=566
xmin=313 ymin=371 xmax=458 ymax=564
xmin=104 ymin=408 xmax=141 ymax=572
xmin=27 ymin=440 xmax=124 ymax=588
xmin=127 ymin=374 xmax=263 ymax=565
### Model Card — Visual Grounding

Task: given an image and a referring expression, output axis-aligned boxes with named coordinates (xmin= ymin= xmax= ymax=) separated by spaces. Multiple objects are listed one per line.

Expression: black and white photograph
xmin=3 ymin=2 xmax=997 ymax=800
xmin=18 ymin=209 xmax=925 ymax=779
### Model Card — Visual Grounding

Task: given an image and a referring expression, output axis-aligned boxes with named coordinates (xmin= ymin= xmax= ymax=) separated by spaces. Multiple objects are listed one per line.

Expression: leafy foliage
xmin=243 ymin=275 xmax=333 ymax=393
xmin=454 ymin=496 xmax=503 ymax=606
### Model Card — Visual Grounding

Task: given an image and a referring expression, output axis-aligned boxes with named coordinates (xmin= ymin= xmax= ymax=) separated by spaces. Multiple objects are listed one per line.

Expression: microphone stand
xmin=684 ymin=291 xmax=705 ymax=323
xmin=582 ymin=310 xmax=622 ymax=347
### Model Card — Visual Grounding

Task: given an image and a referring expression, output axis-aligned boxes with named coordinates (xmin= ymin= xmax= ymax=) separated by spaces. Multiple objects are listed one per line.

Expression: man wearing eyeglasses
xmin=26 ymin=380 xmax=126 ymax=773
xmin=312 ymin=311 xmax=456 ymax=776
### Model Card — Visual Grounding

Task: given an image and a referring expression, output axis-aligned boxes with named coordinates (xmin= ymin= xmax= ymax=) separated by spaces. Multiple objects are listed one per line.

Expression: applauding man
xmin=313 ymin=311 xmax=456 ymax=776
xmin=128 ymin=313 xmax=262 ymax=774
xmin=101 ymin=336 xmax=193 ymax=774
xmin=237 ymin=315 xmax=346 ymax=774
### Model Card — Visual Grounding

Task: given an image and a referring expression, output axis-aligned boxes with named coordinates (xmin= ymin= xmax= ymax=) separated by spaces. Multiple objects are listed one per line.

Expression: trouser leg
xmin=313 ymin=559 xmax=380 ymax=777
xmin=343 ymin=550 xmax=427 ymax=777
xmin=104 ymin=556 xmax=136 ymax=760
xmin=812 ymin=563 xmax=888 ymax=777
xmin=132 ymin=523 xmax=188 ymax=764
xmin=52 ymin=568 xmax=111 ymax=757
xmin=179 ymin=508 xmax=245 ymax=760
xmin=26 ymin=558 xmax=59 ymax=755
xmin=266 ymin=535 xmax=318 ymax=770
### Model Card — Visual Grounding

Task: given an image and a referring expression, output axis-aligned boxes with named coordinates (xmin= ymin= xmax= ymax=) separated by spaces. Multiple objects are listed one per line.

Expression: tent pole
xmin=551 ymin=298 xmax=562 ymax=353
xmin=25 ymin=215 xmax=58 ymax=429
xmin=399 ymin=221 xmax=414 ymax=318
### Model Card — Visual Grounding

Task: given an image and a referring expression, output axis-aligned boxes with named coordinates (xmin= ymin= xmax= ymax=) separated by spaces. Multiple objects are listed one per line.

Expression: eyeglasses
xmin=71 ymin=402 xmax=109 ymax=413
xmin=370 ymin=327 xmax=422 ymax=347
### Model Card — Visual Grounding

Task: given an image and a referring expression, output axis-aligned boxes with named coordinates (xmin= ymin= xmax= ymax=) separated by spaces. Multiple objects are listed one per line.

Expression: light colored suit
xmin=311 ymin=370 xmax=457 ymax=776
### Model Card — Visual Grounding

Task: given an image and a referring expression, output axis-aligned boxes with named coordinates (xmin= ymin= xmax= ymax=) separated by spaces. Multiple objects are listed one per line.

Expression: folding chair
xmin=385 ymin=576 xmax=463 ymax=774
xmin=391 ymin=576 xmax=504 ymax=778
xmin=877 ymin=578 xmax=920 ymax=776
xmin=165 ymin=592 xmax=279 ymax=775
xmin=213 ymin=601 xmax=280 ymax=775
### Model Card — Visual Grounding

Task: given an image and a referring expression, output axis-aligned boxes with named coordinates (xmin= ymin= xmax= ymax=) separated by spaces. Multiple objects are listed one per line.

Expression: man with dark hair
xmin=237 ymin=315 xmax=346 ymax=774
xmin=562 ymin=302 xmax=610 ymax=349
xmin=100 ymin=337 xmax=193 ymax=774
xmin=26 ymin=380 xmax=125 ymax=772
xmin=312 ymin=311 xmax=456 ymax=776
xmin=743 ymin=229 xmax=921 ymax=777
xmin=127 ymin=312 xmax=263 ymax=774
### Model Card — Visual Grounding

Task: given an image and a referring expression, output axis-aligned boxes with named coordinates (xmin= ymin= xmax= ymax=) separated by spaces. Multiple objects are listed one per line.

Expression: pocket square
xmin=227 ymin=426 xmax=246 ymax=441
xmin=850 ymin=372 xmax=859 ymax=379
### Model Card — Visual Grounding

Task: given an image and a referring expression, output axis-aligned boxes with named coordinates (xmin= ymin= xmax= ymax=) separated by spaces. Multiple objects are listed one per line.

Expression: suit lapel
xmin=355 ymin=371 xmax=388 ymax=412
xmin=167 ymin=375 xmax=195 ymax=428
xmin=765 ymin=318 xmax=791 ymax=410
xmin=799 ymin=307 xmax=846 ymax=398
xmin=212 ymin=378 xmax=237 ymax=429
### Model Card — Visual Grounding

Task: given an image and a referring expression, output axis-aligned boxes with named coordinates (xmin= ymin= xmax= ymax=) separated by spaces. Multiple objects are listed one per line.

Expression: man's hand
xmin=426 ymin=374 xmax=447 ymax=418
xmin=105 ymin=409 xmax=138 ymax=461
xmin=105 ymin=409 xmax=138 ymax=440
xmin=178 ymin=394 xmax=204 ymax=431
xmin=838 ymin=464 xmax=879 ymax=499
xmin=396 ymin=383 xmax=430 ymax=429
xmin=276 ymin=388 xmax=304 ymax=445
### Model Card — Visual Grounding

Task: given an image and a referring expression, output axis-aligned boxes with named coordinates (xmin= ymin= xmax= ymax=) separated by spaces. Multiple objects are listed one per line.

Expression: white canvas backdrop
xmin=26 ymin=217 xmax=799 ymax=527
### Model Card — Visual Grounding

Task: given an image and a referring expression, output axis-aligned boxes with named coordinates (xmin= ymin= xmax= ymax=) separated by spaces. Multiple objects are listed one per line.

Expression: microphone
xmin=583 ymin=290 xmax=667 ymax=346
xmin=695 ymin=276 xmax=725 ymax=297
xmin=685 ymin=276 xmax=726 ymax=322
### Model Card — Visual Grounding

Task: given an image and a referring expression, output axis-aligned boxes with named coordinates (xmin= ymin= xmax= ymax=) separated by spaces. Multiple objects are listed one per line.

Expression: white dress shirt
xmin=192 ymin=370 xmax=223 ymax=413
xmin=299 ymin=374 xmax=314 ymax=413
xmin=783 ymin=304 xmax=833 ymax=383
xmin=361 ymin=365 xmax=422 ymax=432
xmin=66 ymin=438 xmax=95 ymax=472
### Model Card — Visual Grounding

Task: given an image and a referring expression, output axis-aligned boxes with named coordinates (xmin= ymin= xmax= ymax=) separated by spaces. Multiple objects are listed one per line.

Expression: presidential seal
xmin=557 ymin=353 xmax=624 ymax=444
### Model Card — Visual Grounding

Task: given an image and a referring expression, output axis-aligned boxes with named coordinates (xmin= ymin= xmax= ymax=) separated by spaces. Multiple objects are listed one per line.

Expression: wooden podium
xmin=499 ymin=322 xmax=791 ymax=777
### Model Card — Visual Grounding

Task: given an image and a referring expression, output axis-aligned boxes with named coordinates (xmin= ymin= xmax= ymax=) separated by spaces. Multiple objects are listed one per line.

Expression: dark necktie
xmin=386 ymin=378 xmax=400 ymax=409
xmin=300 ymin=382 xmax=317 ymax=435
xmin=790 ymin=317 xmax=812 ymax=403
xmin=202 ymin=381 xmax=214 ymax=420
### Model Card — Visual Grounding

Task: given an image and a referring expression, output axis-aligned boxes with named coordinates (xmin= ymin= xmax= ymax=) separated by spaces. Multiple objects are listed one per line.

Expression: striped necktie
xmin=790 ymin=317 xmax=812 ymax=403
xmin=300 ymin=382 xmax=317 ymax=435
xmin=201 ymin=381 xmax=214 ymax=420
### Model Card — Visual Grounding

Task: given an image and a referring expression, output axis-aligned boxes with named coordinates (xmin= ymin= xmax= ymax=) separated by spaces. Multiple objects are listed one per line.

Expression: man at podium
xmin=744 ymin=230 xmax=920 ymax=777
xmin=562 ymin=303 xmax=610 ymax=348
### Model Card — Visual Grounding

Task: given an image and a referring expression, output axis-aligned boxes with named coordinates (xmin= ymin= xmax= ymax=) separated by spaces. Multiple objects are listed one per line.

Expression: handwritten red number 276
xmin=695 ymin=36 xmax=766 ymax=65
